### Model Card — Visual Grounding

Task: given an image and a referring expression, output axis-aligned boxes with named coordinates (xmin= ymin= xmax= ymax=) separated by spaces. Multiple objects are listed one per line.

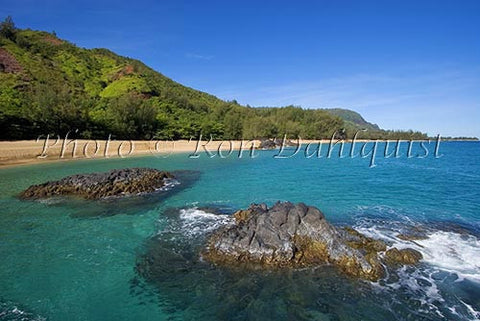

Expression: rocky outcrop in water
xmin=20 ymin=168 xmax=174 ymax=200
xmin=258 ymin=138 xmax=298 ymax=149
xmin=203 ymin=202 xmax=422 ymax=280
xmin=258 ymin=139 xmax=278 ymax=149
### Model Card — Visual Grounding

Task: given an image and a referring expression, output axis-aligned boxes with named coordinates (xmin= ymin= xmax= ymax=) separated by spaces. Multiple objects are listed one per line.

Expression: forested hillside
xmin=0 ymin=17 xmax=427 ymax=140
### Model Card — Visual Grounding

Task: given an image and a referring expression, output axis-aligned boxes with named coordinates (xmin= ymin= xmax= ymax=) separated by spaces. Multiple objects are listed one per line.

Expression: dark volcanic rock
xmin=203 ymin=202 xmax=422 ymax=280
xmin=258 ymin=139 xmax=277 ymax=149
xmin=19 ymin=168 xmax=174 ymax=200
xmin=258 ymin=138 xmax=298 ymax=150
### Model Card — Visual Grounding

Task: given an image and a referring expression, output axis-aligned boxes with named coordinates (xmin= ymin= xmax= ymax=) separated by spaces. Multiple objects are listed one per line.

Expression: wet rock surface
xmin=203 ymin=202 xmax=422 ymax=280
xmin=385 ymin=248 xmax=424 ymax=266
xmin=19 ymin=168 xmax=175 ymax=200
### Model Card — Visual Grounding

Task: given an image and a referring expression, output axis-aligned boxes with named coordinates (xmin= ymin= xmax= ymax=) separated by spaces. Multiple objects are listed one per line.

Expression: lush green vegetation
xmin=0 ymin=17 xmax=428 ymax=141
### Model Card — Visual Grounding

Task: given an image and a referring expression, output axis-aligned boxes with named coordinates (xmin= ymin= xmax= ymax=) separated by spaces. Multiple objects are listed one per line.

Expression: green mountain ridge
xmin=323 ymin=108 xmax=380 ymax=131
xmin=0 ymin=19 xmax=427 ymax=140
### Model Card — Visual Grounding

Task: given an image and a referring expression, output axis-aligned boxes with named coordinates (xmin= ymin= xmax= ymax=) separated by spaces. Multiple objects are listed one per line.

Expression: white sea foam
xmin=415 ymin=231 xmax=480 ymax=283
xmin=355 ymin=222 xmax=480 ymax=283
xmin=0 ymin=302 xmax=46 ymax=321
xmin=356 ymin=220 xmax=480 ymax=320
xmin=178 ymin=207 xmax=233 ymax=238
xmin=461 ymin=300 xmax=480 ymax=321
xmin=155 ymin=178 xmax=180 ymax=191
xmin=38 ymin=197 xmax=62 ymax=205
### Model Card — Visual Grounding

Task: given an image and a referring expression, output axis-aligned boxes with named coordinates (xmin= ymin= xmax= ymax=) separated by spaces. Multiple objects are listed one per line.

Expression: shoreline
xmin=0 ymin=139 xmax=259 ymax=169
xmin=0 ymin=138 xmax=477 ymax=169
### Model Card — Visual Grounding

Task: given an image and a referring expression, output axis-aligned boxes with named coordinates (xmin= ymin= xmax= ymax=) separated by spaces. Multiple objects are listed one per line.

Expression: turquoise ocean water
xmin=0 ymin=141 xmax=479 ymax=320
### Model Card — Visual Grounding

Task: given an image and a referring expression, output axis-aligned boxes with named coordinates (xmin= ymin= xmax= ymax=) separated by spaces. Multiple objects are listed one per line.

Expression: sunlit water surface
xmin=0 ymin=141 xmax=479 ymax=320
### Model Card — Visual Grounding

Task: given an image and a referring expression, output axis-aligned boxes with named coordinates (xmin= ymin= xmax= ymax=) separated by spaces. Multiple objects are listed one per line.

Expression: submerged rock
xmin=396 ymin=233 xmax=428 ymax=241
xmin=396 ymin=226 xmax=429 ymax=241
xmin=19 ymin=168 xmax=175 ymax=200
xmin=203 ymin=202 xmax=422 ymax=280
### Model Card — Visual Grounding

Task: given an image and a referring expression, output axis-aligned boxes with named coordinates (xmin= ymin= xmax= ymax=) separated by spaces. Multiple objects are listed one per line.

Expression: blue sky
xmin=1 ymin=0 xmax=479 ymax=137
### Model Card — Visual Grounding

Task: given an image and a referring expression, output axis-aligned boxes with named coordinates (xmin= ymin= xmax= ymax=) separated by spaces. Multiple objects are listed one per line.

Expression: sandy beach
xmin=0 ymin=139 xmax=266 ymax=168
